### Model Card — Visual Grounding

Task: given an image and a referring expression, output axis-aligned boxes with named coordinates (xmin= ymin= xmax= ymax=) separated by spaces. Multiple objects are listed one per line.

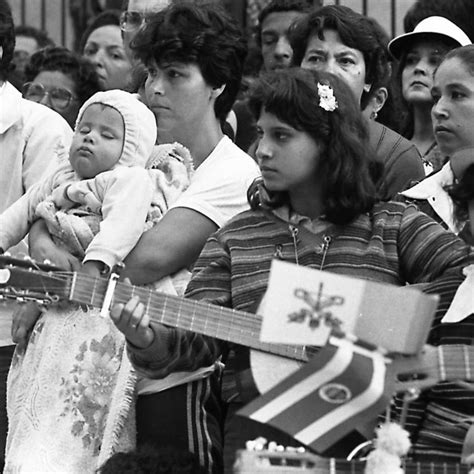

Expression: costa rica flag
xmin=238 ymin=338 xmax=395 ymax=452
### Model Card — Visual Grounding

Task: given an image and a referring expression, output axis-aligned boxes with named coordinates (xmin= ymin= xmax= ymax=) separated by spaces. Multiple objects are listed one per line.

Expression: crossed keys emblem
xmin=287 ymin=283 xmax=344 ymax=330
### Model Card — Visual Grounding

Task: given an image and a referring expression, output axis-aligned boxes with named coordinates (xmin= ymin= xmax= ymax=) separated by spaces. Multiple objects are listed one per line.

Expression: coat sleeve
xmin=80 ymin=167 xmax=153 ymax=270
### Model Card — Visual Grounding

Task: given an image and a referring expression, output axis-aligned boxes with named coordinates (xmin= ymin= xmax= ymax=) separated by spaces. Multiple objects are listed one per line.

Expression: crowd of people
xmin=0 ymin=0 xmax=473 ymax=472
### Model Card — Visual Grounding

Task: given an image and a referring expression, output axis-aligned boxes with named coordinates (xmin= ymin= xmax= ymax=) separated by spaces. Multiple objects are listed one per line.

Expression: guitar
xmin=234 ymin=446 xmax=473 ymax=473
xmin=0 ymin=255 xmax=473 ymax=395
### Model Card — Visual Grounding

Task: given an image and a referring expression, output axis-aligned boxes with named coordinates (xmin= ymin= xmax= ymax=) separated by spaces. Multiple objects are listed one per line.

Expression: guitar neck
xmin=70 ymin=274 xmax=307 ymax=362
xmin=236 ymin=450 xmax=471 ymax=473
xmin=69 ymin=274 xmax=474 ymax=378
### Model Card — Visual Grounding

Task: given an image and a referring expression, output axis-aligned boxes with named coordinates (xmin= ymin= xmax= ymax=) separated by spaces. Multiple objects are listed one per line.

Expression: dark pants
xmin=136 ymin=374 xmax=224 ymax=474
xmin=0 ymin=345 xmax=15 ymax=470
xmin=223 ymin=401 xmax=307 ymax=472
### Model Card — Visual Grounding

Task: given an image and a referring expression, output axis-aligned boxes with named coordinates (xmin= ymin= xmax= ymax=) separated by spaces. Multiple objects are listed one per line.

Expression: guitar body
xmin=250 ymin=350 xmax=303 ymax=394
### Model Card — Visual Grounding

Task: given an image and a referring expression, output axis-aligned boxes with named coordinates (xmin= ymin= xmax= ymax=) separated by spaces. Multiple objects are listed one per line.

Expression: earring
xmin=370 ymin=110 xmax=378 ymax=120
xmin=363 ymin=84 xmax=371 ymax=93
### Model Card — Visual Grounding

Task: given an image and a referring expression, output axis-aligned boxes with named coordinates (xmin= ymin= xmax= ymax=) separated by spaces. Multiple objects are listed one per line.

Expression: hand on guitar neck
xmin=110 ymin=292 xmax=156 ymax=350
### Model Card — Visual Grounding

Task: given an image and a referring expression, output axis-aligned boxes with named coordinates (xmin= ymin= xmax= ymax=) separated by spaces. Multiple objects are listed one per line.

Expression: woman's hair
xmin=288 ymin=5 xmax=392 ymax=110
xmin=24 ymin=46 xmax=102 ymax=106
xmin=98 ymin=444 xmax=207 ymax=474
xmin=247 ymin=67 xmax=381 ymax=225
xmin=130 ymin=2 xmax=248 ymax=122
xmin=79 ymin=9 xmax=122 ymax=53
xmin=440 ymin=45 xmax=474 ymax=220
xmin=442 ymin=43 xmax=474 ymax=75
xmin=14 ymin=25 xmax=54 ymax=49
xmin=0 ymin=0 xmax=15 ymax=81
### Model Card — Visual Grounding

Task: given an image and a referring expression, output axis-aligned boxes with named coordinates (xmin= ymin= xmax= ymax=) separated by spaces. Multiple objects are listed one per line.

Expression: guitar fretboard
xmin=71 ymin=275 xmax=309 ymax=361
xmin=67 ymin=274 xmax=474 ymax=380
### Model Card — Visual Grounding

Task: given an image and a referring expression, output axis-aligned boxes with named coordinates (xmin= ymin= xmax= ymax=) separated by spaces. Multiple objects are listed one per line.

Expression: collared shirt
xmin=401 ymin=162 xmax=462 ymax=235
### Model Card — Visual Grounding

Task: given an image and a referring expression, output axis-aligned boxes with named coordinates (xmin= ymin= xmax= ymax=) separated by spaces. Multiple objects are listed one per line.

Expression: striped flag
xmin=238 ymin=338 xmax=395 ymax=453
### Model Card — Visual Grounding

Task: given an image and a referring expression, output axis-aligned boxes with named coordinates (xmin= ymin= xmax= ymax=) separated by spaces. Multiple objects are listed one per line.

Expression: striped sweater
xmin=129 ymin=200 xmax=474 ymax=460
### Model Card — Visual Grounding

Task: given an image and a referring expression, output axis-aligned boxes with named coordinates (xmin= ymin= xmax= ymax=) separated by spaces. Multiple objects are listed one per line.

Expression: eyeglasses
xmin=120 ymin=11 xmax=147 ymax=32
xmin=22 ymin=82 xmax=77 ymax=110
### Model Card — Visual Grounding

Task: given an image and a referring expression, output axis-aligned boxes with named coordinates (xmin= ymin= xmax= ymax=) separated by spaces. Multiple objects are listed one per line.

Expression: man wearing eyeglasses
xmin=121 ymin=0 xmax=171 ymax=63
xmin=0 ymin=1 xmax=72 ymax=469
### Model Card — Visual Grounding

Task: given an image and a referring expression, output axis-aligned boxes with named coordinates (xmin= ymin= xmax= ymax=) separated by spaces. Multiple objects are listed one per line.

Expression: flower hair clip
xmin=317 ymin=82 xmax=338 ymax=112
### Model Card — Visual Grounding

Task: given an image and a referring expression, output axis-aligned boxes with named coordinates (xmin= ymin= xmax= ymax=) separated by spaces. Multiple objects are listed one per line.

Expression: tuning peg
xmin=43 ymin=259 xmax=52 ymax=265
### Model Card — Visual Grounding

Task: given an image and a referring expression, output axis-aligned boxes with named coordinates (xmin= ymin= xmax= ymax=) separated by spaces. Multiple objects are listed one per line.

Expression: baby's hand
xmin=110 ymin=295 xmax=155 ymax=349
xmin=11 ymin=301 xmax=42 ymax=353
xmin=51 ymin=184 xmax=74 ymax=210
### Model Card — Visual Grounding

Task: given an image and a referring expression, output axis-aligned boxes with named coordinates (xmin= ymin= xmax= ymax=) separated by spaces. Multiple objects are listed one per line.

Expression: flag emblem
xmin=319 ymin=383 xmax=352 ymax=404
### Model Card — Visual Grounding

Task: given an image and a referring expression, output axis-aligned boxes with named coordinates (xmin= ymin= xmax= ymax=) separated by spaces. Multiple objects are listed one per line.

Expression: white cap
xmin=388 ymin=16 xmax=471 ymax=60
xmin=75 ymin=89 xmax=157 ymax=169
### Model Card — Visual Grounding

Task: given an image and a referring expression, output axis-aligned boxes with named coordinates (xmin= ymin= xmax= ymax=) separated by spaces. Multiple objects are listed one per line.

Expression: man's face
xmin=123 ymin=0 xmax=171 ymax=63
xmin=260 ymin=10 xmax=305 ymax=72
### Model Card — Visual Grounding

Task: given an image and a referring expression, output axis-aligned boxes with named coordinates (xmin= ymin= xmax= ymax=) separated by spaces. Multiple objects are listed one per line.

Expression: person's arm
xmin=399 ymin=205 xmax=472 ymax=286
xmin=0 ymin=171 xmax=58 ymax=252
xmin=122 ymin=207 xmax=218 ymax=284
xmin=111 ymin=233 xmax=230 ymax=378
xmin=398 ymin=203 xmax=474 ymax=347
xmin=71 ymin=167 xmax=154 ymax=271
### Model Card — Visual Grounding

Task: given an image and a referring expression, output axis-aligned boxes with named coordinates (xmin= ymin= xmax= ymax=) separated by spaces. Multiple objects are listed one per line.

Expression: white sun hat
xmin=388 ymin=16 xmax=471 ymax=60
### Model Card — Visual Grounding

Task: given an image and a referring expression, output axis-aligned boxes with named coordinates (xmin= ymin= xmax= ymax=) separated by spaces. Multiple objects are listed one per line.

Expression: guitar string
xmin=20 ymin=272 xmax=300 ymax=358
xmin=7 ymin=272 xmax=474 ymax=373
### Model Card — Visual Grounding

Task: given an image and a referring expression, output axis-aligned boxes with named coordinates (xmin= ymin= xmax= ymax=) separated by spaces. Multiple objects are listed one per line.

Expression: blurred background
xmin=9 ymin=0 xmax=415 ymax=52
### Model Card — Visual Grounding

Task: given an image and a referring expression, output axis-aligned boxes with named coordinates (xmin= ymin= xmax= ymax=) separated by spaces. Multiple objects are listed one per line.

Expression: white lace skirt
xmin=5 ymin=306 xmax=136 ymax=473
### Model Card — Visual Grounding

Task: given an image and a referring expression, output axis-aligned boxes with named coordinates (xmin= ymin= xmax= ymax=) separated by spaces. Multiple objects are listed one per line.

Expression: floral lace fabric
xmin=5 ymin=306 xmax=136 ymax=473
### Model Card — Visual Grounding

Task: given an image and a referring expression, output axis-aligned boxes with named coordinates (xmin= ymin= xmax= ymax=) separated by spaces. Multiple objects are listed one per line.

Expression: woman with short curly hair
xmin=24 ymin=46 xmax=102 ymax=127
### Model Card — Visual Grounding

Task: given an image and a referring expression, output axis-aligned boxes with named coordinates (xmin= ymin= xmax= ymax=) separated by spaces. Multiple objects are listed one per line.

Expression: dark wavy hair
xmin=25 ymin=46 xmax=102 ymax=106
xmin=247 ymin=67 xmax=381 ymax=225
xmin=0 ymin=0 xmax=15 ymax=81
xmin=130 ymin=2 xmax=247 ymax=122
xmin=79 ymin=9 xmax=122 ymax=53
xmin=289 ymin=5 xmax=392 ymax=111
xmin=14 ymin=25 xmax=54 ymax=49
xmin=440 ymin=46 xmax=474 ymax=222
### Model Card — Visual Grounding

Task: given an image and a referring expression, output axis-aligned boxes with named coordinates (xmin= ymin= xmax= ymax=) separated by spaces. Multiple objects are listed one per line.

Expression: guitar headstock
xmin=0 ymin=254 xmax=70 ymax=306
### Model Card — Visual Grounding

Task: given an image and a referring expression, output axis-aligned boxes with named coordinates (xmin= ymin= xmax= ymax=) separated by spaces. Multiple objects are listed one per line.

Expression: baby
xmin=0 ymin=89 xmax=191 ymax=275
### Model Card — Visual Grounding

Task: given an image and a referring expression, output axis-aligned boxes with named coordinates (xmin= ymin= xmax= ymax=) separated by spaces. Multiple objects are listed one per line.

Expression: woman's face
xmin=402 ymin=39 xmax=450 ymax=106
xmin=301 ymin=29 xmax=367 ymax=104
xmin=83 ymin=25 xmax=132 ymax=91
xmin=255 ymin=109 xmax=322 ymax=194
xmin=432 ymin=57 xmax=474 ymax=157
xmin=27 ymin=70 xmax=80 ymax=128
xmin=144 ymin=59 xmax=218 ymax=144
